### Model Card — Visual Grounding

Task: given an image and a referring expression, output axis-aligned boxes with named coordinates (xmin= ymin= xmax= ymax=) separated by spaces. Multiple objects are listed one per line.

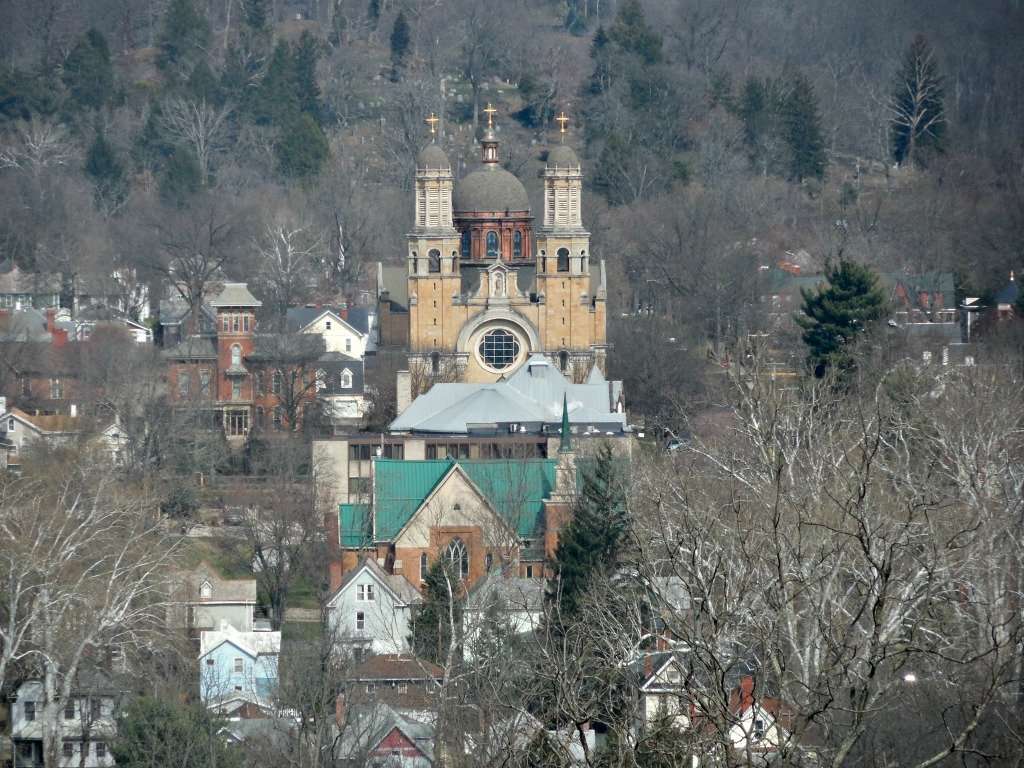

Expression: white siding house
xmin=326 ymin=559 xmax=420 ymax=657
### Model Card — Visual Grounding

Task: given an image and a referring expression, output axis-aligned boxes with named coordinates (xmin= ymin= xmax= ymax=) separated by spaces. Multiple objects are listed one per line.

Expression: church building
xmin=377 ymin=111 xmax=608 ymax=389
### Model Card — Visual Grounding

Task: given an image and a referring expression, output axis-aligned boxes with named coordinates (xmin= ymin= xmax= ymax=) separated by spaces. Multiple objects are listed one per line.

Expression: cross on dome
xmin=424 ymin=112 xmax=439 ymax=136
xmin=483 ymin=103 xmax=497 ymax=129
xmin=555 ymin=111 xmax=570 ymax=141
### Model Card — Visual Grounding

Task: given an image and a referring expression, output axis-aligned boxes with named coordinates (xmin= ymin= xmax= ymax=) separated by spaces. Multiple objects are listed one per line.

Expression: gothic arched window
xmin=428 ymin=249 xmax=441 ymax=273
xmin=557 ymin=247 xmax=570 ymax=272
xmin=486 ymin=231 xmax=499 ymax=259
xmin=230 ymin=344 xmax=242 ymax=366
xmin=460 ymin=230 xmax=471 ymax=259
xmin=559 ymin=351 xmax=570 ymax=372
xmin=513 ymin=230 xmax=522 ymax=259
xmin=444 ymin=537 xmax=469 ymax=579
xmin=430 ymin=352 xmax=440 ymax=375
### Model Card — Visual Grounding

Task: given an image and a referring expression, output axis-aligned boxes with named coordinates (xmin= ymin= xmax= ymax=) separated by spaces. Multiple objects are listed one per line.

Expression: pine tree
xmin=547 ymin=443 xmax=627 ymax=621
xmin=63 ymin=29 xmax=113 ymax=111
xmin=390 ymin=11 xmax=411 ymax=72
xmin=796 ymin=260 xmax=888 ymax=379
xmin=292 ymin=31 xmax=322 ymax=120
xmin=242 ymin=0 xmax=267 ymax=30
xmin=251 ymin=41 xmax=298 ymax=126
xmin=84 ymin=128 xmax=126 ymax=211
xmin=891 ymin=34 xmax=945 ymax=167
xmin=587 ymin=26 xmax=613 ymax=95
xmin=408 ymin=559 xmax=463 ymax=665
xmin=160 ymin=147 xmax=201 ymax=207
xmin=158 ymin=0 xmax=210 ymax=75
xmin=608 ymin=0 xmax=662 ymax=65
xmin=783 ymin=73 xmax=826 ymax=182
xmin=276 ymin=113 xmax=329 ymax=179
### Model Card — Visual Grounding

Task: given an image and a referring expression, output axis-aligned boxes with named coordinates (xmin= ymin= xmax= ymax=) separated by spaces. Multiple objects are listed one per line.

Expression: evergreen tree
xmin=242 ymin=0 xmax=268 ymax=30
xmin=608 ymin=0 xmax=662 ymax=65
xmin=113 ymin=697 xmax=241 ymax=768
xmin=408 ymin=559 xmax=463 ymax=665
xmin=292 ymin=31 xmax=322 ymax=120
xmin=547 ymin=443 xmax=627 ymax=621
xmin=63 ymin=29 xmax=113 ymax=111
xmin=587 ymin=26 xmax=613 ymax=95
xmin=276 ymin=113 xmax=329 ymax=179
xmin=796 ymin=260 xmax=888 ymax=379
xmin=84 ymin=128 xmax=127 ymax=210
xmin=891 ymin=34 xmax=945 ymax=167
xmin=367 ymin=0 xmax=381 ymax=29
xmin=251 ymin=41 xmax=299 ymax=126
xmin=738 ymin=77 xmax=767 ymax=148
xmin=782 ymin=73 xmax=826 ymax=182
xmin=186 ymin=59 xmax=221 ymax=104
xmin=390 ymin=11 xmax=411 ymax=73
xmin=158 ymin=0 xmax=210 ymax=76
xmin=160 ymin=147 xmax=202 ymax=206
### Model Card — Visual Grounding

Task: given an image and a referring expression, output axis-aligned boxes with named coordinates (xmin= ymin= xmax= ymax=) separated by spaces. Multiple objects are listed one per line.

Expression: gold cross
xmin=424 ymin=112 xmax=439 ymax=135
xmin=555 ymin=111 xmax=570 ymax=135
xmin=483 ymin=103 xmax=497 ymax=129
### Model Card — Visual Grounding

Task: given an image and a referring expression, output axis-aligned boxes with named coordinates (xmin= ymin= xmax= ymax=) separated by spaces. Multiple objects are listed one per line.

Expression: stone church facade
xmin=378 ymin=119 xmax=608 ymax=387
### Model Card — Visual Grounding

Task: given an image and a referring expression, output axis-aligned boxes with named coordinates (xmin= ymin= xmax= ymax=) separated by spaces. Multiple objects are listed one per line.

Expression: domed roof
xmin=453 ymin=166 xmax=530 ymax=213
xmin=546 ymin=144 xmax=580 ymax=168
xmin=416 ymin=143 xmax=451 ymax=170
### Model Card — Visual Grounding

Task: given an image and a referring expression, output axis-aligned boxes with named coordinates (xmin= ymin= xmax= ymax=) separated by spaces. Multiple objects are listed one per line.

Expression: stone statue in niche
xmin=492 ymin=271 xmax=505 ymax=298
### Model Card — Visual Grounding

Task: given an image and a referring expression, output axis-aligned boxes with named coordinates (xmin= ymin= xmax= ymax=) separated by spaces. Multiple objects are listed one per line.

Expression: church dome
xmin=546 ymin=144 xmax=580 ymax=169
xmin=453 ymin=166 xmax=530 ymax=213
xmin=417 ymin=143 xmax=451 ymax=170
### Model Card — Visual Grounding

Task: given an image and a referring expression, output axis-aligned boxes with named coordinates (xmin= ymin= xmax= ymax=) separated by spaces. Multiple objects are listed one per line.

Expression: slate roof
xmin=361 ymin=458 xmax=556 ymax=543
xmin=346 ymin=307 xmax=372 ymax=336
xmin=208 ymin=282 xmax=262 ymax=308
xmin=390 ymin=354 xmax=626 ymax=434
xmin=161 ymin=336 xmax=218 ymax=360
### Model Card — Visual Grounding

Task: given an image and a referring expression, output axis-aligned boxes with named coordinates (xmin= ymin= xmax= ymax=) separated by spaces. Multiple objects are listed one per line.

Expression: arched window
xmin=230 ymin=344 xmax=242 ymax=366
xmin=557 ymin=247 xmax=570 ymax=272
xmin=428 ymin=249 xmax=441 ymax=273
xmin=559 ymin=351 xmax=570 ymax=372
xmin=460 ymin=230 xmax=471 ymax=259
xmin=340 ymin=368 xmax=353 ymax=389
xmin=486 ymin=231 xmax=499 ymax=259
xmin=513 ymin=230 xmax=522 ymax=259
xmin=199 ymin=580 xmax=212 ymax=599
xmin=444 ymin=537 xmax=469 ymax=579
xmin=430 ymin=352 xmax=440 ymax=375
xmin=420 ymin=552 xmax=428 ymax=582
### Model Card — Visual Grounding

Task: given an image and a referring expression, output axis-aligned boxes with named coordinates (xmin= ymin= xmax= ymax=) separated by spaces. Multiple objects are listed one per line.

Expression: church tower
xmin=535 ymin=115 xmax=607 ymax=376
xmin=407 ymin=114 xmax=462 ymax=373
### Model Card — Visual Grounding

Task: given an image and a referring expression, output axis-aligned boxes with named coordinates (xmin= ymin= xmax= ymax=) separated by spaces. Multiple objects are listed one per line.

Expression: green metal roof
xmin=338 ymin=459 xmax=558 ymax=545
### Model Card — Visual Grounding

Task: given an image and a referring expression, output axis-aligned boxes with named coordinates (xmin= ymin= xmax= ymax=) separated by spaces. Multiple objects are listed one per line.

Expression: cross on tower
xmin=424 ymin=112 xmax=439 ymax=136
xmin=483 ymin=103 xmax=497 ymax=129
xmin=555 ymin=111 xmax=570 ymax=142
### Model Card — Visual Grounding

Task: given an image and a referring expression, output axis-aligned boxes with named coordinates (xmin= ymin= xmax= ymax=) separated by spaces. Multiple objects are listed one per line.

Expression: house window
xmin=356 ymin=611 xmax=365 ymax=631
xmin=50 ymin=377 xmax=63 ymax=399
xmin=96 ymin=742 xmax=106 ymax=758
xmin=340 ymin=369 xmax=353 ymax=389
xmin=752 ymin=718 xmax=766 ymax=742
xmin=485 ymin=553 xmax=493 ymax=572
xmin=231 ymin=344 xmax=242 ymax=366
xmin=559 ymin=351 xmax=569 ymax=372
xmin=178 ymin=372 xmax=191 ymax=397
xmin=231 ymin=380 xmax=241 ymax=401
xmin=513 ymin=230 xmax=522 ymax=259
xmin=7 ymin=417 xmax=14 ymax=432
xmin=63 ymin=742 xmax=74 ymax=758
xmin=234 ymin=658 xmax=244 ymax=674
xmin=345 ymin=338 xmax=352 ymax=353
xmin=273 ymin=407 xmax=283 ymax=430
xmin=254 ymin=371 xmax=264 ymax=397
xmin=444 ymin=537 xmax=469 ymax=579
xmin=200 ymin=580 xmax=212 ymax=599
xmin=526 ymin=565 xmax=534 ymax=578
xmin=206 ymin=658 xmax=215 ymax=667
xmin=64 ymin=700 xmax=75 ymax=719
xmin=420 ymin=552 xmax=428 ymax=582
xmin=272 ymin=371 xmax=283 ymax=395
xmin=24 ymin=701 xmax=35 ymax=721
xmin=199 ymin=369 xmax=211 ymax=396
xmin=243 ymin=314 xmax=250 ymax=332
xmin=255 ymin=407 xmax=264 ymax=429
xmin=486 ymin=231 xmax=499 ymax=259
xmin=428 ymin=249 xmax=441 ymax=273
xmin=90 ymin=699 xmax=101 ymax=720
xmin=315 ymin=369 xmax=327 ymax=392
xmin=557 ymin=247 xmax=570 ymax=272
xmin=226 ymin=410 xmax=248 ymax=436
xmin=349 ymin=443 xmax=372 ymax=460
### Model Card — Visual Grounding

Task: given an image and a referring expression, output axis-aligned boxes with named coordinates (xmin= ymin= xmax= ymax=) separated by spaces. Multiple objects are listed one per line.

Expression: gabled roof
xmin=0 ymin=308 xmax=52 ymax=342
xmin=199 ymin=626 xmax=281 ymax=659
xmin=466 ymin=569 xmax=544 ymax=613
xmin=348 ymin=653 xmax=443 ymax=682
xmin=3 ymin=407 xmax=81 ymax=434
xmin=286 ymin=307 xmax=366 ymax=338
xmin=326 ymin=557 xmax=420 ymax=608
xmin=184 ymin=561 xmax=257 ymax=603
xmin=627 ymin=651 xmax=684 ymax=690
xmin=341 ymin=702 xmax=435 ymax=762
xmin=365 ymin=458 xmax=556 ymax=541
xmin=208 ymin=282 xmax=262 ymax=308
xmin=390 ymin=354 xmax=626 ymax=434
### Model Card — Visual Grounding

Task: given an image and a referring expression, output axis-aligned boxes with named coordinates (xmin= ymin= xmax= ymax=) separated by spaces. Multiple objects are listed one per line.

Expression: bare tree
xmin=254 ymin=217 xmax=323 ymax=327
xmin=158 ymin=98 xmax=234 ymax=184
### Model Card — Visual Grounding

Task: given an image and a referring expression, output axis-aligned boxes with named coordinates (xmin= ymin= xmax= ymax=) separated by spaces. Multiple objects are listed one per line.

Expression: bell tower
xmin=407 ymin=114 xmax=462 ymax=372
xmin=535 ymin=113 xmax=607 ymax=375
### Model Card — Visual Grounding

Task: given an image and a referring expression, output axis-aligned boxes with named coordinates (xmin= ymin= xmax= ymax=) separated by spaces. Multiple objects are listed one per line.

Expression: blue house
xmin=199 ymin=626 xmax=281 ymax=709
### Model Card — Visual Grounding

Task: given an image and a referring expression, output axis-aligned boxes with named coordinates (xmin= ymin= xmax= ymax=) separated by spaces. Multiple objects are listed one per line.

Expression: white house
xmin=173 ymin=562 xmax=258 ymax=634
xmin=287 ymin=307 xmax=368 ymax=358
xmin=628 ymin=652 xmax=691 ymax=731
xmin=9 ymin=673 xmax=121 ymax=768
xmin=724 ymin=676 xmax=804 ymax=762
xmin=326 ymin=558 xmax=420 ymax=658
xmin=463 ymin=569 xmax=544 ymax=659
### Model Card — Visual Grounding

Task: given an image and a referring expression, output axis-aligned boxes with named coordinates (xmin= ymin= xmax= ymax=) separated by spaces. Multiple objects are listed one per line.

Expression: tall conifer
xmin=783 ymin=73 xmax=826 ymax=182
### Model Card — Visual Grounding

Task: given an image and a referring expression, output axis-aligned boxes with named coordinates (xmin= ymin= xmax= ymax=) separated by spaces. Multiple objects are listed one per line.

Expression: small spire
xmin=424 ymin=112 xmax=439 ymax=137
xmin=1011 ymin=270 xmax=1016 ymax=283
xmin=555 ymin=111 xmax=569 ymax=143
xmin=559 ymin=393 xmax=572 ymax=453
xmin=483 ymin=102 xmax=497 ymax=129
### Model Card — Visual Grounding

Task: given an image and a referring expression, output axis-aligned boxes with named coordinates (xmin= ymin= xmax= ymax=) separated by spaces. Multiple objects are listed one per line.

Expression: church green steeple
xmin=559 ymin=393 xmax=572 ymax=453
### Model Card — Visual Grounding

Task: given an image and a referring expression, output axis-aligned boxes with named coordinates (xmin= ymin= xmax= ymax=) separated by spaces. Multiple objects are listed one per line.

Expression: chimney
xmin=396 ymin=370 xmax=412 ymax=415
xmin=739 ymin=675 xmax=755 ymax=711
xmin=44 ymin=307 xmax=56 ymax=333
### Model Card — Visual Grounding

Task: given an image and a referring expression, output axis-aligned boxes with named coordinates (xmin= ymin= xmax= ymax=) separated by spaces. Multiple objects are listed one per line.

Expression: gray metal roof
xmin=453 ymin=166 xmax=530 ymax=213
xmin=161 ymin=336 xmax=218 ymax=360
xmin=546 ymin=144 xmax=580 ymax=169
xmin=208 ymin=282 xmax=262 ymax=308
xmin=466 ymin=569 xmax=544 ymax=612
xmin=390 ymin=354 xmax=627 ymax=434
xmin=417 ymin=143 xmax=450 ymax=170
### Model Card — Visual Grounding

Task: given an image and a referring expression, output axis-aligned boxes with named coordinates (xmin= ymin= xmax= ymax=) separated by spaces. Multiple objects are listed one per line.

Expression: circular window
xmin=478 ymin=328 xmax=521 ymax=371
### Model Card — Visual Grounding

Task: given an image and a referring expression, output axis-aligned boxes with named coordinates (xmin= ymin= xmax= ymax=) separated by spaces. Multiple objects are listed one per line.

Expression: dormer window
xmin=200 ymin=580 xmax=212 ymax=599
xmin=7 ymin=417 xmax=14 ymax=432
xmin=340 ymin=369 xmax=353 ymax=389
